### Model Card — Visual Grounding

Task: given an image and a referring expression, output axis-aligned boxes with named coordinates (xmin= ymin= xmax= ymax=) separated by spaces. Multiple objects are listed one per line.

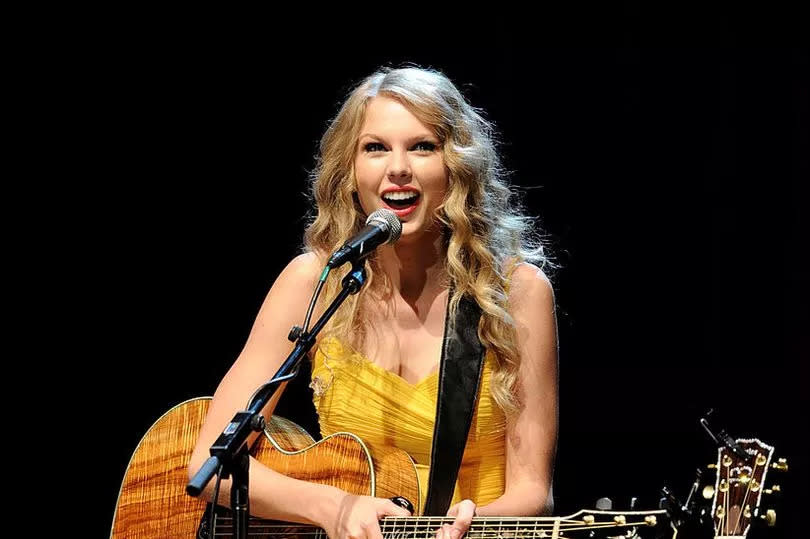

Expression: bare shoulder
xmin=240 ymin=252 xmax=326 ymax=354
xmin=508 ymin=263 xmax=558 ymax=377
xmin=273 ymin=252 xmax=324 ymax=292
xmin=508 ymin=262 xmax=555 ymax=311
xmin=251 ymin=251 xmax=325 ymax=320
xmin=286 ymin=251 xmax=324 ymax=279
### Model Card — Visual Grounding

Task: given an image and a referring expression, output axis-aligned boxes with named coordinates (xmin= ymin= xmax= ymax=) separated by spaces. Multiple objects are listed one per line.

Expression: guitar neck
xmin=210 ymin=511 xmax=670 ymax=539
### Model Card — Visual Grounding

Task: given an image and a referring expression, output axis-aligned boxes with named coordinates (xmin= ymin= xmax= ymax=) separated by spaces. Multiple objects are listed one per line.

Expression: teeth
xmin=382 ymin=191 xmax=419 ymax=201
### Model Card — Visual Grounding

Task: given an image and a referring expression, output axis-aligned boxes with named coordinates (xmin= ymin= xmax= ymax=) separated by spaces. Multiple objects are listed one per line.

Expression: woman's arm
xmin=187 ymin=252 xmax=411 ymax=535
xmin=439 ymin=264 xmax=558 ymax=539
xmin=187 ymin=252 xmax=329 ymax=517
xmin=477 ymin=263 xmax=559 ymax=516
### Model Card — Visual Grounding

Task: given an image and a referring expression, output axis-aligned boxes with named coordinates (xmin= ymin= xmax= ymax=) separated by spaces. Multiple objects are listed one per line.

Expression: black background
xmin=67 ymin=7 xmax=807 ymax=538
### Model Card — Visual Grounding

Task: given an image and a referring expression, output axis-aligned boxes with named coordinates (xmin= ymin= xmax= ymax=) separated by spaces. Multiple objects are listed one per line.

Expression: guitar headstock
xmin=561 ymin=507 xmax=670 ymax=538
xmin=703 ymin=438 xmax=786 ymax=537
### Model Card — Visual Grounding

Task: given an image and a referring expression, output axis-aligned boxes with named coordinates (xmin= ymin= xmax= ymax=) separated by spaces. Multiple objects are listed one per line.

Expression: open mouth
xmin=381 ymin=191 xmax=420 ymax=210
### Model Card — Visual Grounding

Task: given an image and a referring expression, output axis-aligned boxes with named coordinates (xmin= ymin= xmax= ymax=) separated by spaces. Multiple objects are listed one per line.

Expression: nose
xmin=386 ymin=149 xmax=411 ymax=181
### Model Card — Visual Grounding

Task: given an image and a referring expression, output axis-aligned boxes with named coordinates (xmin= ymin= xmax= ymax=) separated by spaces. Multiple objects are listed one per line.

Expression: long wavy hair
xmin=303 ymin=66 xmax=552 ymax=417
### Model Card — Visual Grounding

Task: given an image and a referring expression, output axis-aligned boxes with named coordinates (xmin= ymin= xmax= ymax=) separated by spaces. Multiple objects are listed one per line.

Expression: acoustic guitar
xmin=110 ymin=396 xmax=672 ymax=538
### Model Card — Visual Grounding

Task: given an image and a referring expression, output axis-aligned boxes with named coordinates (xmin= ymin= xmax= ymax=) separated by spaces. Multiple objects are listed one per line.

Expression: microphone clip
xmin=700 ymin=409 xmax=748 ymax=460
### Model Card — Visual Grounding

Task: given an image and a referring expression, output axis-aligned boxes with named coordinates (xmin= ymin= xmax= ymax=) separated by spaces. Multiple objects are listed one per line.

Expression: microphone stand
xmin=186 ymin=260 xmax=368 ymax=539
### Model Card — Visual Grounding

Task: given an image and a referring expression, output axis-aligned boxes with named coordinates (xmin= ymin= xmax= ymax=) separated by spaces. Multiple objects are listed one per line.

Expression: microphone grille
xmin=366 ymin=209 xmax=402 ymax=244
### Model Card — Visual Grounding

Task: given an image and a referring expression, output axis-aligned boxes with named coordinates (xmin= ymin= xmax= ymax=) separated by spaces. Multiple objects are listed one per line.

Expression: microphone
xmin=327 ymin=209 xmax=402 ymax=269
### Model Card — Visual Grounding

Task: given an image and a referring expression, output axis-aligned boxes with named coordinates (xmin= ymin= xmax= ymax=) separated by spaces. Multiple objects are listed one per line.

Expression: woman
xmin=188 ymin=66 xmax=558 ymax=539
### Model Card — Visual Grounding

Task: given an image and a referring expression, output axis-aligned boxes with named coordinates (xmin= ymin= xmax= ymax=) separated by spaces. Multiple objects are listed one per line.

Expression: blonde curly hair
xmin=303 ymin=66 xmax=552 ymax=417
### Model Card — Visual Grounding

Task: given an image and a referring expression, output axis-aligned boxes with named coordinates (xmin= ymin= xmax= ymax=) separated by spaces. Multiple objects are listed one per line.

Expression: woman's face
xmin=354 ymin=96 xmax=448 ymax=241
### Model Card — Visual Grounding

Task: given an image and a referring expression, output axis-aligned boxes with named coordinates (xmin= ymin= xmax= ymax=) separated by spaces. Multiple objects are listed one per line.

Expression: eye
xmin=411 ymin=141 xmax=437 ymax=152
xmin=363 ymin=142 xmax=386 ymax=153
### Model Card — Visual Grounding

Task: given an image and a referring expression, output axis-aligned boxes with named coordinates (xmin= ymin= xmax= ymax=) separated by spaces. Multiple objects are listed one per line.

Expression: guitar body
xmin=111 ymin=397 xmax=421 ymax=538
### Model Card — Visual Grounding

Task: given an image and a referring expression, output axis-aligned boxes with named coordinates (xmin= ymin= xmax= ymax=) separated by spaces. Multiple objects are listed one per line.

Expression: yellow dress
xmin=310 ymin=335 xmax=506 ymax=509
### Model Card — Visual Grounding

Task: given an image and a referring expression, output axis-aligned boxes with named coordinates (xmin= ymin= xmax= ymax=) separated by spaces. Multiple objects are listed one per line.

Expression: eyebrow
xmin=358 ymin=133 xmax=439 ymax=143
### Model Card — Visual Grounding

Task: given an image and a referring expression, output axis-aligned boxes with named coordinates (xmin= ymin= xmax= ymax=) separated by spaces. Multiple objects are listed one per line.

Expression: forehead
xmin=359 ymin=96 xmax=435 ymax=137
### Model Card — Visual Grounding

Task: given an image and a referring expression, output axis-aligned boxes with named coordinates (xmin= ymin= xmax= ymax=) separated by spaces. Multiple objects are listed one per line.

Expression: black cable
xmin=303 ymin=267 xmax=330 ymax=333
xmin=245 ymin=265 xmax=330 ymax=411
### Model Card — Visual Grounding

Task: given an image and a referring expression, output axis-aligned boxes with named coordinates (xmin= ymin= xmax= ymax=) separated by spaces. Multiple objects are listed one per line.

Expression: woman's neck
xmin=376 ymin=230 xmax=447 ymax=304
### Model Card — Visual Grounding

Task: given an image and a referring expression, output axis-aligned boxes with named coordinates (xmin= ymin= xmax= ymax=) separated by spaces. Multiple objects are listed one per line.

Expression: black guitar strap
xmin=422 ymin=293 xmax=486 ymax=515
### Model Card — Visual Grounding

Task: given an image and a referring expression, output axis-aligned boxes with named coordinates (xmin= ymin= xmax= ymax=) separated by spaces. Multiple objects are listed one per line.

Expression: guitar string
xmin=714 ymin=452 xmax=724 ymax=537
xmin=211 ymin=522 xmax=654 ymax=538
xmin=210 ymin=531 xmax=649 ymax=537
xmin=718 ymin=456 xmax=731 ymax=535
xmin=730 ymin=450 xmax=758 ymax=535
xmin=213 ymin=527 xmax=652 ymax=538
xmin=723 ymin=454 xmax=730 ymax=536
xmin=212 ymin=535 xmax=642 ymax=538
xmin=215 ymin=515 xmax=660 ymax=523
xmin=726 ymin=454 xmax=732 ymax=536
xmin=212 ymin=520 xmax=649 ymax=527
xmin=211 ymin=519 xmax=654 ymax=536
xmin=224 ymin=533 xmax=640 ymax=538
xmin=213 ymin=521 xmax=647 ymax=528
xmin=213 ymin=520 xmax=633 ymax=529
xmin=212 ymin=513 xmax=661 ymax=537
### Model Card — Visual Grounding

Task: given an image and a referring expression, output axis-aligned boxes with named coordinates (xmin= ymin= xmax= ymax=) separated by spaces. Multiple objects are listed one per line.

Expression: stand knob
xmin=288 ymin=325 xmax=303 ymax=342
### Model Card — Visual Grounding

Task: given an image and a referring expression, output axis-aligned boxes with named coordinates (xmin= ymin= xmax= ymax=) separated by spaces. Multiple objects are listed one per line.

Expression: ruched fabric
xmin=311 ymin=336 xmax=506 ymax=507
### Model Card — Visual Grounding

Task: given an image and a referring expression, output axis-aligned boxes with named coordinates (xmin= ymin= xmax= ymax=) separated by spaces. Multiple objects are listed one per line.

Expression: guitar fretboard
xmin=211 ymin=512 xmax=666 ymax=538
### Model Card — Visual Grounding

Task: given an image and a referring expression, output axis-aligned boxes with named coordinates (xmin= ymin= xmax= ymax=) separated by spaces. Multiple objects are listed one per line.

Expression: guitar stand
xmin=221 ymin=446 xmax=250 ymax=538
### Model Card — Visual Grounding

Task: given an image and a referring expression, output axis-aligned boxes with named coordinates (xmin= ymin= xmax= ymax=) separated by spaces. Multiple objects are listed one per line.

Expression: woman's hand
xmin=436 ymin=499 xmax=476 ymax=539
xmin=322 ymin=494 xmax=411 ymax=539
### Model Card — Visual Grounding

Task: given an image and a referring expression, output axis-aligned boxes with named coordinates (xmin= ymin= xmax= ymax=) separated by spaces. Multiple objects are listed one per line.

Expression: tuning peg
xmin=764 ymin=485 xmax=781 ymax=495
xmin=707 ymin=463 xmax=717 ymax=470
xmin=702 ymin=485 xmax=715 ymax=499
xmin=771 ymin=458 xmax=788 ymax=471
xmin=760 ymin=509 xmax=777 ymax=527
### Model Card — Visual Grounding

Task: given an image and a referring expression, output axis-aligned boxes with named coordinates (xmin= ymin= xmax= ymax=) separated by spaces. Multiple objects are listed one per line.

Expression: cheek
xmin=352 ymin=160 xmax=378 ymax=213
xmin=354 ymin=161 xmax=375 ymax=193
xmin=418 ymin=163 xmax=449 ymax=198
